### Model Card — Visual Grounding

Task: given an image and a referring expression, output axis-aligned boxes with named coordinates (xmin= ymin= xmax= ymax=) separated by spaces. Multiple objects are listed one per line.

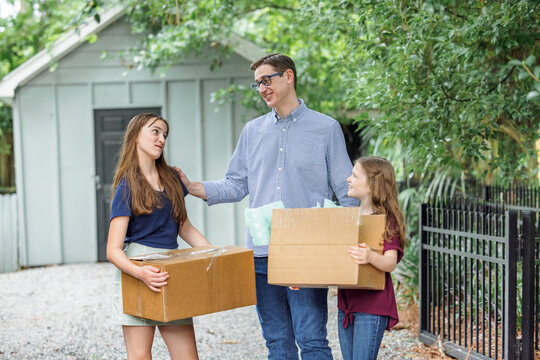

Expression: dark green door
xmin=94 ymin=107 xmax=161 ymax=261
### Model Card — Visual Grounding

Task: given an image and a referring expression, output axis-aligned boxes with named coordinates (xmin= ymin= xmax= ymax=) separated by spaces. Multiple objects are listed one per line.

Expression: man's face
xmin=253 ymin=64 xmax=288 ymax=108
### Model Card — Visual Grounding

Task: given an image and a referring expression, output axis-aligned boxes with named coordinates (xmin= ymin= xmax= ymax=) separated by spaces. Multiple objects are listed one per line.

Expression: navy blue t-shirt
xmin=109 ymin=175 xmax=189 ymax=249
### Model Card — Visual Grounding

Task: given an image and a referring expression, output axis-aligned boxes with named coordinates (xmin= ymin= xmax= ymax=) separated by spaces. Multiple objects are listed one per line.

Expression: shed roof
xmin=0 ymin=5 xmax=266 ymax=102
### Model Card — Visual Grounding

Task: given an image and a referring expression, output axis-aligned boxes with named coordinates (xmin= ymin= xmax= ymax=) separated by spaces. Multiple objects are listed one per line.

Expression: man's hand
xmin=173 ymin=166 xmax=207 ymax=200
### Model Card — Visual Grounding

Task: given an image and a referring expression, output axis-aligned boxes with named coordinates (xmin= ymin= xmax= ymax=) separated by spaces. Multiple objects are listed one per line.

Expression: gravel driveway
xmin=0 ymin=263 xmax=420 ymax=359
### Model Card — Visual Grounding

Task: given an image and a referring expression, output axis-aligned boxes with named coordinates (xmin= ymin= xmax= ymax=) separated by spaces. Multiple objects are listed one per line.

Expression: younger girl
xmin=338 ymin=156 xmax=407 ymax=360
xmin=107 ymin=113 xmax=210 ymax=359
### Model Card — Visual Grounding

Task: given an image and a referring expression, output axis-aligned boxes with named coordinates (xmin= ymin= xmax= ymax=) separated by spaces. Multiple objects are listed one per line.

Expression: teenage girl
xmin=338 ymin=156 xmax=407 ymax=360
xmin=107 ymin=113 xmax=210 ymax=360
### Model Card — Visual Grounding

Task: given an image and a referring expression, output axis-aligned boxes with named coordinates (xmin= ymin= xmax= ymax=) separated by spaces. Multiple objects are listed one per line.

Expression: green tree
xmin=82 ymin=0 xmax=539 ymax=184
xmin=0 ymin=0 xmax=86 ymax=189
xmin=345 ymin=1 xmax=539 ymax=184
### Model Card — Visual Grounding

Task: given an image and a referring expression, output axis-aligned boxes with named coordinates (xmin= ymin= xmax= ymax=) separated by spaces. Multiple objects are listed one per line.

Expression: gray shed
xmin=0 ymin=5 xmax=265 ymax=266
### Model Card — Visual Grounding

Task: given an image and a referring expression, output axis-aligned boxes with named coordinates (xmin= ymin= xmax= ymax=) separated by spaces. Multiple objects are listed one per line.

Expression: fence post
xmin=521 ymin=211 xmax=535 ymax=360
xmin=505 ymin=211 xmax=518 ymax=359
xmin=419 ymin=203 xmax=428 ymax=333
xmin=484 ymin=185 xmax=491 ymax=201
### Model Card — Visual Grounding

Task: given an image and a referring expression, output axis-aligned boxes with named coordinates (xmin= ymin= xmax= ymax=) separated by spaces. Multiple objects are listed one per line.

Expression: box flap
xmin=270 ymin=207 xmax=363 ymax=246
xmin=358 ymin=214 xmax=386 ymax=251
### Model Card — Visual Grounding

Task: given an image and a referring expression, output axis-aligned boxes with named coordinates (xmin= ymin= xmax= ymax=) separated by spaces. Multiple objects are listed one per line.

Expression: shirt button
xmin=278 ymin=167 xmax=282 ymax=171
xmin=280 ymin=148 xmax=283 ymax=151
xmin=277 ymin=187 xmax=281 ymax=190
xmin=282 ymin=128 xmax=286 ymax=132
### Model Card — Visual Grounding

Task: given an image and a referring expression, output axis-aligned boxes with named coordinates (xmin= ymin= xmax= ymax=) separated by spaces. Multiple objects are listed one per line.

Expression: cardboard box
xmin=121 ymin=246 xmax=256 ymax=322
xmin=268 ymin=208 xmax=386 ymax=290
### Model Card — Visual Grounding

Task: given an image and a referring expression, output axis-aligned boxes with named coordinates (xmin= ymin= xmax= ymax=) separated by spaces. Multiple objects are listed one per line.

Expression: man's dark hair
xmin=250 ymin=53 xmax=297 ymax=89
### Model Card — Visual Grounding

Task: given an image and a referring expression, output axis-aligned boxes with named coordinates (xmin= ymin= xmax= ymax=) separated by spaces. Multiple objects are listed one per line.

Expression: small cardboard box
xmin=121 ymin=246 xmax=256 ymax=322
xmin=268 ymin=208 xmax=385 ymax=290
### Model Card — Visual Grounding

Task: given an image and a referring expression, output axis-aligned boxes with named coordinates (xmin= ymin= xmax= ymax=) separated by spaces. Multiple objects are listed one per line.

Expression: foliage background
xmin=0 ymin=0 xmax=87 ymax=190
xmin=79 ymin=0 xmax=539 ymax=184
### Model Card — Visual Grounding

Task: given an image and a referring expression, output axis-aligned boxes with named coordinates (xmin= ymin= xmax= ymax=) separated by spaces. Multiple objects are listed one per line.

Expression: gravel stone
xmin=0 ymin=263 xmax=419 ymax=359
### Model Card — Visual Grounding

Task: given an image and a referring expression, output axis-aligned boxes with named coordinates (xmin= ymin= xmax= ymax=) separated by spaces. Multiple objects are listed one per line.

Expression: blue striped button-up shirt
xmin=203 ymin=99 xmax=359 ymax=256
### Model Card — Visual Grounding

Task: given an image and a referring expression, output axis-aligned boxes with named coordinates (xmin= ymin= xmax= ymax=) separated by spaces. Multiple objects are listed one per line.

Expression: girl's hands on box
xmin=138 ymin=265 xmax=170 ymax=292
xmin=348 ymin=243 xmax=372 ymax=265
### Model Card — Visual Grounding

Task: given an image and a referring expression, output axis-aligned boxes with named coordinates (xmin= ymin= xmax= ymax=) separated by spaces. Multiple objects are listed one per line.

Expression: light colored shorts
xmin=112 ymin=242 xmax=193 ymax=326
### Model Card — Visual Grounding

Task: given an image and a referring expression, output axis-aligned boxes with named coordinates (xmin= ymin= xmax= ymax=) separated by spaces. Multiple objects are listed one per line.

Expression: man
xmin=176 ymin=53 xmax=358 ymax=359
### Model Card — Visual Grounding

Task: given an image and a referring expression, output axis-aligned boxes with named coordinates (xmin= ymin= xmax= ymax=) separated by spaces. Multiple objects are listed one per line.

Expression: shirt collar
xmin=273 ymin=99 xmax=306 ymax=124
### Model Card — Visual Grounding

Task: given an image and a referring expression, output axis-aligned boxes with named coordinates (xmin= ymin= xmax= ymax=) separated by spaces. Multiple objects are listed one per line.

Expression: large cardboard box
xmin=268 ymin=208 xmax=386 ymax=290
xmin=121 ymin=246 xmax=256 ymax=322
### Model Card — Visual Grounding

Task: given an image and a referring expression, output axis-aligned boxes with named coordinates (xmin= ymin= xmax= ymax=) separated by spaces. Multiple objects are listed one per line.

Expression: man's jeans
xmin=254 ymin=257 xmax=333 ymax=360
xmin=337 ymin=309 xmax=388 ymax=360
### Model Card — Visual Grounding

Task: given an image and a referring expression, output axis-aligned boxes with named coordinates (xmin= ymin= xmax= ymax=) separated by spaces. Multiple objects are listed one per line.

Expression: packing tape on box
xmin=130 ymin=247 xmax=231 ymax=272
xmin=206 ymin=247 xmax=228 ymax=271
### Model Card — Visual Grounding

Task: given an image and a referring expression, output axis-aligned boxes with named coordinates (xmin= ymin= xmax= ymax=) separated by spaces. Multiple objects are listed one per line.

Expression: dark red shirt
xmin=337 ymin=220 xmax=404 ymax=330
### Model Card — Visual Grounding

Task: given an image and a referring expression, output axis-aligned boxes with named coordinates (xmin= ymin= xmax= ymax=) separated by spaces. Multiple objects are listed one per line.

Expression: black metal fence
xmin=521 ymin=212 xmax=539 ymax=360
xmin=483 ymin=185 xmax=540 ymax=214
xmin=483 ymin=185 xmax=539 ymax=360
xmin=418 ymin=193 xmax=539 ymax=359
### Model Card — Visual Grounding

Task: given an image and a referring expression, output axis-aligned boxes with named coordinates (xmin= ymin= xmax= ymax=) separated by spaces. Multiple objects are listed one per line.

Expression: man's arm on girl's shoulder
xmin=173 ymin=167 xmax=207 ymax=200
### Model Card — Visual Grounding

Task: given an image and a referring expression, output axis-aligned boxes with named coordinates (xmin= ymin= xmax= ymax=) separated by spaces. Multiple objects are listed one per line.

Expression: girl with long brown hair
xmin=337 ymin=156 xmax=407 ymax=360
xmin=107 ymin=113 xmax=209 ymax=359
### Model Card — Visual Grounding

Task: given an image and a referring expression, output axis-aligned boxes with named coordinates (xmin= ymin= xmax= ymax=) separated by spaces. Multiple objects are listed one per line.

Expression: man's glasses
xmin=251 ymin=71 xmax=284 ymax=91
